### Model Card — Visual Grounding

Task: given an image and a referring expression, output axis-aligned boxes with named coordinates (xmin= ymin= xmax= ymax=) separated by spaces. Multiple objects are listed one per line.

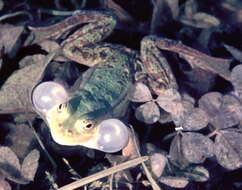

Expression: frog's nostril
xmin=82 ymin=120 xmax=94 ymax=130
xmin=67 ymin=129 xmax=73 ymax=136
xmin=86 ymin=123 xmax=93 ymax=129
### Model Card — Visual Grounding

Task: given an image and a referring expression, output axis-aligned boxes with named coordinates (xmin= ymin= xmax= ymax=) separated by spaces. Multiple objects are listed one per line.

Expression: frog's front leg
xmin=140 ymin=36 xmax=178 ymax=94
xmin=62 ymin=11 xmax=116 ymax=67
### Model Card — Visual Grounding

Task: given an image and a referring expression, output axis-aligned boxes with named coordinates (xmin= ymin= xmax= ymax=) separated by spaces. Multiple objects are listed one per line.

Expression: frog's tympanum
xmin=31 ymin=11 xmax=177 ymax=152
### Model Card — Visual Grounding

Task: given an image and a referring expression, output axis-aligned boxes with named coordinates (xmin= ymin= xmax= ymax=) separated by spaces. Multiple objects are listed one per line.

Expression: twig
xmin=129 ymin=125 xmax=162 ymax=190
xmin=58 ymin=156 xmax=149 ymax=190
xmin=0 ymin=11 xmax=33 ymax=22
xmin=13 ymin=91 xmax=58 ymax=170
xmin=24 ymin=51 xmax=60 ymax=170
xmin=38 ymin=8 xmax=75 ymax=16
xmin=63 ymin=158 xmax=81 ymax=180
xmin=26 ymin=119 xmax=57 ymax=170
xmin=109 ymin=171 xmax=114 ymax=190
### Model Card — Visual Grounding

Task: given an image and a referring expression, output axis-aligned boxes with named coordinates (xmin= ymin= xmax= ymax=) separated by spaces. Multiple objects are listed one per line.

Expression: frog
xmin=30 ymin=10 xmax=178 ymax=152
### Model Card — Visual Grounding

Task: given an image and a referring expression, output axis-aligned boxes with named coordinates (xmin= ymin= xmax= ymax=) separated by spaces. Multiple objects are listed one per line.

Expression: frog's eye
xmin=95 ymin=119 xmax=129 ymax=153
xmin=57 ymin=103 xmax=67 ymax=113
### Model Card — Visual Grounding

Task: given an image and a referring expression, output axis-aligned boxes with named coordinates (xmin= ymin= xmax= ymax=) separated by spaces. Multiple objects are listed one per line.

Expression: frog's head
xmin=45 ymin=96 xmax=129 ymax=152
xmin=31 ymin=81 xmax=129 ymax=152
xmin=45 ymin=96 xmax=105 ymax=146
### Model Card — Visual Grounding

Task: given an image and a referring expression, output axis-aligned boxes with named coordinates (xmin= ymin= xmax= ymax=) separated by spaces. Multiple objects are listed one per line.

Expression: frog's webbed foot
xmin=140 ymin=35 xmax=178 ymax=95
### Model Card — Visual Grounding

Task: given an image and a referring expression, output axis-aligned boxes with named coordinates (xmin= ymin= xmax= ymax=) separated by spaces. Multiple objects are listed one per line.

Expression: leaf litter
xmin=0 ymin=54 xmax=48 ymax=114
xmin=0 ymin=0 xmax=242 ymax=189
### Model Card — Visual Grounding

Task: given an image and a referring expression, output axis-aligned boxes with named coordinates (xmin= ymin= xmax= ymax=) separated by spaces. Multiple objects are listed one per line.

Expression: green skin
xmin=30 ymin=11 xmax=177 ymax=146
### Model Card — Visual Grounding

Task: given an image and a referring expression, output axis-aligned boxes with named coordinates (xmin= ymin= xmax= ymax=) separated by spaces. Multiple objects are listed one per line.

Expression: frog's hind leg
xmin=140 ymin=35 xmax=178 ymax=95
xmin=62 ymin=11 xmax=117 ymax=66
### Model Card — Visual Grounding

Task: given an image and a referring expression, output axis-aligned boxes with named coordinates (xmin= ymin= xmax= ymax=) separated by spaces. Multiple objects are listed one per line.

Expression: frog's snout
xmin=51 ymin=118 xmax=130 ymax=153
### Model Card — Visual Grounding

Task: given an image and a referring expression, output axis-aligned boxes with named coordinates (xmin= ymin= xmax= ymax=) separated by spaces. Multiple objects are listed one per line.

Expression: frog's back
xmin=74 ymin=44 xmax=136 ymax=116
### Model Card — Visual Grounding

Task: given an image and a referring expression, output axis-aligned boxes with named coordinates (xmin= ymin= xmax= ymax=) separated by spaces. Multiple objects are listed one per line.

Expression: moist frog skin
xmin=30 ymin=10 xmax=177 ymax=152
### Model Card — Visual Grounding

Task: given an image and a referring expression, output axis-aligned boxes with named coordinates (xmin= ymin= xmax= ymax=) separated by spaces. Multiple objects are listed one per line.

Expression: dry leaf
xmin=128 ymin=82 xmax=152 ymax=102
xmin=155 ymin=88 xmax=181 ymax=113
xmin=183 ymin=108 xmax=209 ymax=131
xmin=224 ymin=44 xmax=242 ymax=61
xmin=193 ymin=12 xmax=220 ymax=27
xmin=39 ymin=40 xmax=67 ymax=62
xmin=135 ymin=101 xmax=160 ymax=124
xmin=183 ymin=166 xmax=209 ymax=182
xmin=0 ymin=146 xmax=28 ymax=184
xmin=180 ymin=12 xmax=220 ymax=28
xmin=159 ymin=176 xmax=189 ymax=188
xmin=169 ymin=133 xmax=189 ymax=168
xmin=0 ymin=58 xmax=2 ymax=70
xmin=184 ymin=0 xmax=198 ymax=19
xmin=101 ymin=0 xmax=135 ymax=25
xmin=198 ymin=92 xmax=222 ymax=118
xmin=197 ymin=27 xmax=217 ymax=51
xmin=144 ymin=143 xmax=158 ymax=155
xmin=0 ymin=146 xmax=21 ymax=171
xmin=0 ymin=0 xmax=3 ymax=11
xmin=200 ymin=93 xmax=242 ymax=129
xmin=231 ymin=64 xmax=242 ymax=99
xmin=4 ymin=124 xmax=36 ymax=160
xmin=150 ymin=153 xmax=167 ymax=178
xmin=165 ymin=0 xmax=179 ymax=19
xmin=214 ymin=130 xmax=242 ymax=170
xmin=39 ymin=40 xmax=60 ymax=53
xmin=122 ymin=131 xmax=140 ymax=159
xmin=220 ymin=95 xmax=242 ymax=126
xmin=21 ymin=149 xmax=40 ymax=181
xmin=171 ymin=100 xmax=194 ymax=127
xmin=181 ymin=93 xmax=195 ymax=105
xmin=0 ymin=24 xmax=24 ymax=58
xmin=182 ymin=68 xmax=216 ymax=95
xmin=19 ymin=54 xmax=45 ymax=68
xmin=158 ymin=110 xmax=173 ymax=124
xmin=181 ymin=132 xmax=214 ymax=164
xmin=0 ymin=177 xmax=11 ymax=190
xmin=0 ymin=55 xmax=46 ymax=113
xmin=150 ymin=0 xmax=174 ymax=34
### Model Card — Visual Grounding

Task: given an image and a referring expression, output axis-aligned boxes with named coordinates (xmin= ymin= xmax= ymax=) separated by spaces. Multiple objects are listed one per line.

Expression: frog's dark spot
xmin=91 ymin=86 xmax=98 ymax=92
xmin=80 ymin=51 xmax=91 ymax=59
xmin=58 ymin=123 xmax=63 ymax=128
xmin=71 ymin=47 xmax=80 ymax=53
xmin=96 ymin=75 xmax=103 ymax=80
xmin=99 ymin=51 xmax=107 ymax=58
xmin=121 ymin=64 xmax=126 ymax=68
xmin=67 ymin=129 xmax=73 ymax=136
xmin=72 ymin=48 xmax=91 ymax=59
xmin=122 ymin=68 xmax=130 ymax=78
xmin=117 ymin=80 xmax=126 ymax=86
xmin=105 ymin=95 xmax=113 ymax=102
xmin=100 ymin=63 xmax=114 ymax=69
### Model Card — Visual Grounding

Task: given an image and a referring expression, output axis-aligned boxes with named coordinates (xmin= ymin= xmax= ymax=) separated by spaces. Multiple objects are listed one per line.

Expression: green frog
xmin=30 ymin=10 xmax=177 ymax=152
